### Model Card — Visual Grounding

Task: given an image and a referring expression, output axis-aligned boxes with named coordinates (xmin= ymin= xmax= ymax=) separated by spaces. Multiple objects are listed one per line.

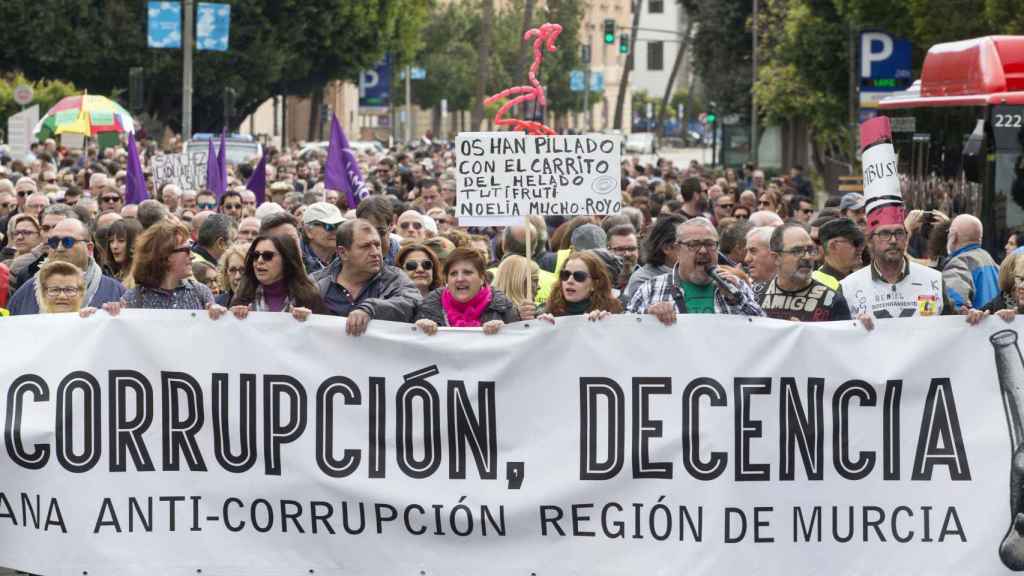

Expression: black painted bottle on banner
xmin=990 ymin=329 xmax=1024 ymax=570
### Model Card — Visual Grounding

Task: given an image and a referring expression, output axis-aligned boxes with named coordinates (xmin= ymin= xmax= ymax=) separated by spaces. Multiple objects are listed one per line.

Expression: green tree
xmin=0 ymin=73 xmax=79 ymax=127
xmin=691 ymin=0 xmax=752 ymax=120
xmin=0 ymin=0 xmax=427 ymax=135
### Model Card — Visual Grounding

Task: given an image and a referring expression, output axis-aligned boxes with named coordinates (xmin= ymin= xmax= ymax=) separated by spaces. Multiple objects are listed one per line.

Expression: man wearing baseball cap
xmin=812 ymin=218 xmax=864 ymax=290
xmin=840 ymin=117 xmax=947 ymax=326
xmin=301 ymin=201 xmax=345 ymax=275
xmin=838 ymin=192 xmax=866 ymax=229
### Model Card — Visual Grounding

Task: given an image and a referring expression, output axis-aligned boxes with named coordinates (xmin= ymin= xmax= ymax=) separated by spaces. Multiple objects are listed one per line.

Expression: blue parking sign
xmin=147 ymin=1 xmax=181 ymax=49
xmin=860 ymin=31 xmax=912 ymax=92
xmin=360 ymin=56 xmax=392 ymax=108
xmin=196 ymin=3 xmax=230 ymax=51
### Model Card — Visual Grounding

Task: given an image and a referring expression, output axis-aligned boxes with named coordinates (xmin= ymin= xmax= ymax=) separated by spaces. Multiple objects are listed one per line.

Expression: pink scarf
xmin=442 ymin=283 xmax=493 ymax=327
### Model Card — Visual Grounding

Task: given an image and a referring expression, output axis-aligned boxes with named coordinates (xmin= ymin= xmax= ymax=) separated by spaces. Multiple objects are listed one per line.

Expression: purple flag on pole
xmin=216 ymin=130 xmax=228 ymax=197
xmin=124 ymin=131 xmax=148 ymax=205
xmin=204 ymin=138 xmax=221 ymax=197
xmin=246 ymin=152 xmax=267 ymax=205
xmin=324 ymin=115 xmax=368 ymax=209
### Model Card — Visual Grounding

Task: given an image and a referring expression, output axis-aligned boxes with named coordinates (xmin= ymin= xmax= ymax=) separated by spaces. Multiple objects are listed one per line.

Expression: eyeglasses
xmin=404 ymin=259 xmax=434 ymax=271
xmin=101 ymin=195 xmax=121 ymax=204
xmin=559 ymin=270 xmax=590 ymax=282
xmin=253 ymin=250 xmax=278 ymax=262
xmin=198 ymin=202 xmax=216 ymax=210
xmin=0 ymin=202 xmax=13 ymax=210
xmin=675 ymin=239 xmax=719 ymax=251
xmin=799 ymin=208 xmax=815 ymax=214
xmin=17 ymin=191 xmax=32 ymax=197
xmin=228 ymin=266 xmax=245 ymax=275
xmin=718 ymin=202 xmax=735 ymax=210
xmin=313 ymin=221 xmax=339 ymax=232
xmin=872 ymin=229 xmax=908 ymax=242
xmin=47 ymin=236 xmax=84 ymax=250
xmin=171 ymin=242 xmax=193 ymax=254
xmin=779 ymin=245 xmax=819 ymax=257
xmin=45 ymin=286 xmax=80 ymax=298
xmin=400 ymin=221 xmax=423 ymax=231
xmin=13 ymin=229 xmax=39 ymax=238
xmin=610 ymin=245 xmax=639 ymax=254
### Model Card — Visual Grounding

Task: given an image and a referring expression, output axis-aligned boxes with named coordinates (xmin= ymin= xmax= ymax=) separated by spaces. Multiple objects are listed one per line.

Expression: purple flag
xmin=324 ymin=115 xmax=368 ymax=209
xmin=246 ymin=152 xmax=267 ymax=205
xmin=216 ymin=129 xmax=228 ymax=197
xmin=204 ymin=138 xmax=222 ymax=197
xmin=124 ymin=131 xmax=148 ymax=205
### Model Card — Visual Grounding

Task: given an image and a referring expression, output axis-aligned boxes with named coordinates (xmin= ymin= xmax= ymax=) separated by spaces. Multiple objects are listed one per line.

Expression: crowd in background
xmin=0 ymin=133 xmax=1019 ymax=333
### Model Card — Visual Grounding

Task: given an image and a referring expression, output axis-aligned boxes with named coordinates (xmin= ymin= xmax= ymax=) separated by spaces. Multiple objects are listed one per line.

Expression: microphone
xmin=706 ymin=265 xmax=742 ymax=300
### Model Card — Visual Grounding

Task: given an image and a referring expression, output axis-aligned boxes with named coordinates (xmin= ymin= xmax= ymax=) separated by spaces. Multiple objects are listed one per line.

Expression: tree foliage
xmin=414 ymin=0 xmax=595 ymax=122
xmin=0 ymin=0 xmax=427 ymax=134
xmin=690 ymin=0 xmax=752 ymax=119
xmin=0 ymin=73 xmax=79 ymax=128
xmin=741 ymin=0 xmax=1024 ymax=168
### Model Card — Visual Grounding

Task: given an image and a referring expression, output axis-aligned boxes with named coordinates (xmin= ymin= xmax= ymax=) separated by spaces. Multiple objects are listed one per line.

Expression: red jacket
xmin=0 ymin=262 xmax=9 ymax=309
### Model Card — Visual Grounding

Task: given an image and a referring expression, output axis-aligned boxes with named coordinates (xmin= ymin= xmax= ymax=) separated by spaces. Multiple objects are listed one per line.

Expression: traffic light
xmin=603 ymin=19 xmax=615 ymax=44
xmin=706 ymin=112 xmax=717 ymax=125
xmin=619 ymin=33 xmax=630 ymax=54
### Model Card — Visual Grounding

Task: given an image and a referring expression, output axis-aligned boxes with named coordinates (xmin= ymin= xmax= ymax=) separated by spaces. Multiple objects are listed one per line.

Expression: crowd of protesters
xmin=0 ymin=134 xmax=1016 ymax=332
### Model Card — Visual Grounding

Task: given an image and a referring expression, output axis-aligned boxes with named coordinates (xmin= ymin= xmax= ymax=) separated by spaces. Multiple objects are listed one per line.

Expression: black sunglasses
xmin=314 ymin=221 xmax=338 ymax=232
xmin=47 ymin=236 xmax=83 ymax=250
xmin=559 ymin=270 xmax=590 ymax=282
xmin=404 ymin=259 xmax=433 ymax=271
xmin=101 ymin=195 xmax=121 ymax=203
xmin=252 ymin=250 xmax=277 ymax=262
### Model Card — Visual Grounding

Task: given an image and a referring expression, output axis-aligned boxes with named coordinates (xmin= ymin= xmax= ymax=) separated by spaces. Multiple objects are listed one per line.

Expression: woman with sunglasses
xmin=215 ymin=242 xmax=250 ymax=306
xmin=103 ymin=218 xmax=142 ymax=288
xmin=539 ymin=251 xmax=623 ymax=322
xmin=3 ymin=214 xmax=43 ymax=265
xmin=118 ymin=220 xmax=227 ymax=318
xmin=229 ymin=234 xmax=326 ymax=321
xmin=397 ymin=243 xmax=442 ymax=297
xmin=415 ymin=247 xmax=520 ymax=335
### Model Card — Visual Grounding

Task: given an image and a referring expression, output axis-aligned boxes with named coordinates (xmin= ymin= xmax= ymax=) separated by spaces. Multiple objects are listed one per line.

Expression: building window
xmin=647 ymin=41 xmax=664 ymax=71
xmin=649 ymin=0 xmax=664 ymax=13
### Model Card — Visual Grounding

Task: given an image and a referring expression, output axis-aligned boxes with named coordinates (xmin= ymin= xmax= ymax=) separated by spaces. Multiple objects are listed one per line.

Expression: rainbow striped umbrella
xmin=33 ymin=93 xmax=135 ymax=139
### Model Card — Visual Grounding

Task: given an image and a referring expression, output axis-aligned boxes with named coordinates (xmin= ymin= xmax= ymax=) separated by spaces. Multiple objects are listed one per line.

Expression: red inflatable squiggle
xmin=484 ymin=22 xmax=562 ymax=136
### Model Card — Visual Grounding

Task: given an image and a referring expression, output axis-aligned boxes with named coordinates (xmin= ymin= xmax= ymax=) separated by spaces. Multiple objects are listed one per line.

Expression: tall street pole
xmin=751 ymin=0 xmax=759 ymax=165
xmin=182 ymin=0 xmax=194 ymax=139
xmin=405 ymin=66 xmax=413 ymax=143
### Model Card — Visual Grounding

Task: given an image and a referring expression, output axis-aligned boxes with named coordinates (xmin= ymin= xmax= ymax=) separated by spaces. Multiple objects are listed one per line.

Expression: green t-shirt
xmin=681 ymin=281 xmax=716 ymax=314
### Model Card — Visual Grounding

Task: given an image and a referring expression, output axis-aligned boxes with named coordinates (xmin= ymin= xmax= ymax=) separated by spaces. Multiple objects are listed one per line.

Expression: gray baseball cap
xmin=839 ymin=192 xmax=865 ymax=212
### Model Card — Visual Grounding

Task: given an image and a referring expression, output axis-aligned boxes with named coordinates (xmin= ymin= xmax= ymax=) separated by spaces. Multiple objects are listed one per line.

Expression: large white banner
xmin=0 ymin=312 xmax=1022 ymax=575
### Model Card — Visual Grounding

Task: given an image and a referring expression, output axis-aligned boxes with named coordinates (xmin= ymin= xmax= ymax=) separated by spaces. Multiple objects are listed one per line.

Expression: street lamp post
xmin=182 ymin=0 xmax=194 ymax=139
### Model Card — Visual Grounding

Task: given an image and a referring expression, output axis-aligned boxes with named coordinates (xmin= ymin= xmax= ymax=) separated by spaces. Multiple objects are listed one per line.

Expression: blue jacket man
xmin=943 ymin=214 xmax=999 ymax=310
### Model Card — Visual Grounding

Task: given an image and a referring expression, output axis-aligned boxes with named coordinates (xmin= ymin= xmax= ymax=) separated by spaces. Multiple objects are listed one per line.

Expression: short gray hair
xmin=677 ymin=216 xmax=717 ymax=237
xmin=746 ymin=226 xmax=773 ymax=246
xmin=43 ymin=204 xmax=80 ymax=220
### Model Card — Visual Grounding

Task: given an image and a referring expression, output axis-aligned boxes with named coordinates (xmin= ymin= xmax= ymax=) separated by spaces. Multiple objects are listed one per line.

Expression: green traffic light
xmin=618 ymin=33 xmax=629 ymax=54
xmin=604 ymin=33 xmax=615 ymax=44
xmin=706 ymin=113 xmax=717 ymax=124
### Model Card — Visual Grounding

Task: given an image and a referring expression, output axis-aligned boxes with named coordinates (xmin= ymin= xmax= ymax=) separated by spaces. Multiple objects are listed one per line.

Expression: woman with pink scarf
xmin=415 ymin=247 xmax=520 ymax=335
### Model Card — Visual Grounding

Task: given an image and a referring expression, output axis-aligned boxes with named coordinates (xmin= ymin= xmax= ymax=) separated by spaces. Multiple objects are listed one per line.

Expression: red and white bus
xmin=878 ymin=36 xmax=1024 ymax=255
